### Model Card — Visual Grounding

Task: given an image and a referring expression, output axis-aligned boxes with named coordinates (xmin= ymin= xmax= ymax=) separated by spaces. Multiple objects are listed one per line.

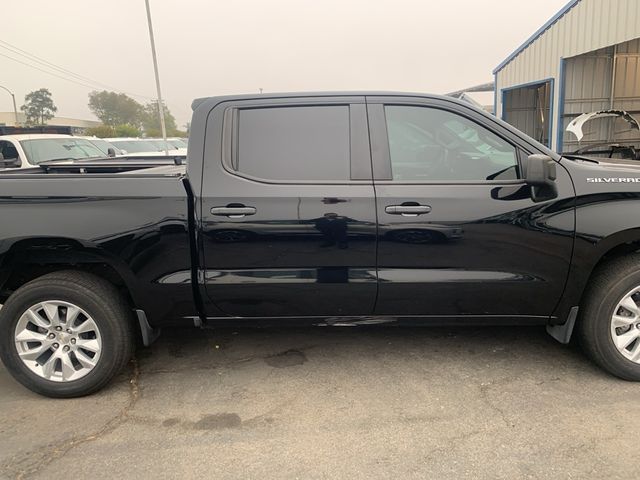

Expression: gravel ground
xmin=1 ymin=325 xmax=639 ymax=480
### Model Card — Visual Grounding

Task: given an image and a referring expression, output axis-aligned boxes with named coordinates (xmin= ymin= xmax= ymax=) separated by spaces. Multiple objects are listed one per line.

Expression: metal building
xmin=494 ymin=0 xmax=640 ymax=154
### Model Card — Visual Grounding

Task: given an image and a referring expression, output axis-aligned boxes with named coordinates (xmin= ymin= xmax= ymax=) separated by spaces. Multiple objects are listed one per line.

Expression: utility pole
xmin=0 ymin=85 xmax=19 ymax=126
xmin=144 ymin=0 xmax=168 ymax=154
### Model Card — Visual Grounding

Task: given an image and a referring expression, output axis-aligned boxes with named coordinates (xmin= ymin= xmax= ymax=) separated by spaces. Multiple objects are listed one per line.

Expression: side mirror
xmin=0 ymin=157 xmax=21 ymax=168
xmin=107 ymin=147 xmax=116 ymax=157
xmin=525 ymin=154 xmax=557 ymax=202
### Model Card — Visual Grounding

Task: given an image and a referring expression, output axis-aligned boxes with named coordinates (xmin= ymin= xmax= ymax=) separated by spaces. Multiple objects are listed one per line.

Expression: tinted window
xmin=385 ymin=106 xmax=519 ymax=182
xmin=235 ymin=106 xmax=350 ymax=181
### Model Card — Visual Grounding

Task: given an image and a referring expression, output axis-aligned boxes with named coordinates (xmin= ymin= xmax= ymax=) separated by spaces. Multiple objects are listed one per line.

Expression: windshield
xmin=87 ymin=138 xmax=122 ymax=156
xmin=109 ymin=140 xmax=162 ymax=153
xmin=146 ymin=139 xmax=170 ymax=150
xmin=20 ymin=138 xmax=105 ymax=164
xmin=147 ymin=139 xmax=187 ymax=150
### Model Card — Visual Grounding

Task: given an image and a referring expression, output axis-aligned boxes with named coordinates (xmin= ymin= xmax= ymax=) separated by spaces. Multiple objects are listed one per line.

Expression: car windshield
xmin=87 ymin=138 xmax=121 ymax=156
xmin=20 ymin=138 xmax=105 ymax=165
xmin=109 ymin=140 xmax=162 ymax=153
xmin=147 ymin=139 xmax=187 ymax=150
xmin=146 ymin=140 xmax=169 ymax=150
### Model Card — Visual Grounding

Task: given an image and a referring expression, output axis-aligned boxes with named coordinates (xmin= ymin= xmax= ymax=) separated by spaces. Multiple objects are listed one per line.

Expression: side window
xmin=0 ymin=141 xmax=18 ymax=159
xmin=0 ymin=141 xmax=21 ymax=167
xmin=385 ymin=106 xmax=519 ymax=182
xmin=233 ymin=105 xmax=351 ymax=181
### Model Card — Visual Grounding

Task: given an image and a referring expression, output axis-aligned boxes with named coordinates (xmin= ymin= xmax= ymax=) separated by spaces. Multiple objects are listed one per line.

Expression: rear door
xmin=200 ymin=96 xmax=378 ymax=318
xmin=367 ymin=96 xmax=575 ymax=320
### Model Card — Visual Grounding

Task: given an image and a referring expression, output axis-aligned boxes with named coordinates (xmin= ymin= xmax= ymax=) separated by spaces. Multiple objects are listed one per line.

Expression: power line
xmin=0 ymin=40 xmax=116 ymax=90
xmin=0 ymin=41 xmax=154 ymax=100
xmin=0 ymin=52 xmax=100 ymax=90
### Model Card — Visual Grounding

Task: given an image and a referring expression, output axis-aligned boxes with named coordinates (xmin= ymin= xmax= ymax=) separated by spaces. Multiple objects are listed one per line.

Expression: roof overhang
xmin=493 ymin=0 xmax=581 ymax=75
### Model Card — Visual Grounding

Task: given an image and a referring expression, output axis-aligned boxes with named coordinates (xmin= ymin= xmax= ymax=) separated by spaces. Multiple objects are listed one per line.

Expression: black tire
xmin=0 ymin=271 xmax=135 ymax=397
xmin=578 ymin=254 xmax=640 ymax=381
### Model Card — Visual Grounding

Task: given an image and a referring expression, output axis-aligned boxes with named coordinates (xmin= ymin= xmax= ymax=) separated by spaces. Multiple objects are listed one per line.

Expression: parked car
xmin=145 ymin=138 xmax=187 ymax=154
xmin=105 ymin=138 xmax=183 ymax=156
xmin=105 ymin=138 xmax=164 ymax=157
xmin=167 ymin=137 xmax=188 ymax=149
xmin=81 ymin=137 xmax=123 ymax=157
xmin=0 ymin=134 xmax=106 ymax=169
xmin=1 ymin=92 xmax=640 ymax=398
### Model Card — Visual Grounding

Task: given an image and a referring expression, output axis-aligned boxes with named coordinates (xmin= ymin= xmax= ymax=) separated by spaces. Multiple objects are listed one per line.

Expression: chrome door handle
xmin=210 ymin=206 xmax=256 ymax=218
xmin=385 ymin=205 xmax=432 ymax=216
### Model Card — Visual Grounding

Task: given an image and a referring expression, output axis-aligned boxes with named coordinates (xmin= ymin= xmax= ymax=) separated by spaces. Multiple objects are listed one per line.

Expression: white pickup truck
xmin=0 ymin=134 xmax=107 ymax=170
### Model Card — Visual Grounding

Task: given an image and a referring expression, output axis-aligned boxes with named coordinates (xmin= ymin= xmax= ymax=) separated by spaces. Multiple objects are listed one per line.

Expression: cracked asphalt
xmin=1 ymin=325 xmax=640 ymax=479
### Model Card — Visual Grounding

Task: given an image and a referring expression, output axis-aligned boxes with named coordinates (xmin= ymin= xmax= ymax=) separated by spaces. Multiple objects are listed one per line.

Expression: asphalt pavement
xmin=1 ymin=325 xmax=639 ymax=479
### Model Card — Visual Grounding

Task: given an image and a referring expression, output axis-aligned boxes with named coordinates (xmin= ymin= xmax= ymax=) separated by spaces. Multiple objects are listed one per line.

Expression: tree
xmin=88 ymin=91 xmax=142 ymax=127
xmin=85 ymin=125 xmax=116 ymax=138
xmin=114 ymin=124 xmax=141 ymax=137
xmin=21 ymin=88 xmax=57 ymax=125
xmin=141 ymin=101 xmax=179 ymax=136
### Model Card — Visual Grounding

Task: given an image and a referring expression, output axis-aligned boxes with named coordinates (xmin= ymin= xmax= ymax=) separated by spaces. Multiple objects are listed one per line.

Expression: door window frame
xmin=366 ymin=96 xmax=538 ymax=185
xmin=218 ymin=98 xmax=372 ymax=185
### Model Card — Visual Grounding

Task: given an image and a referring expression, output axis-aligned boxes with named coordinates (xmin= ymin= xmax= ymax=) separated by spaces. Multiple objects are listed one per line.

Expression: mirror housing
xmin=0 ymin=157 xmax=21 ymax=168
xmin=107 ymin=147 xmax=116 ymax=157
xmin=525 ymin=154 xmax=558 ymax=202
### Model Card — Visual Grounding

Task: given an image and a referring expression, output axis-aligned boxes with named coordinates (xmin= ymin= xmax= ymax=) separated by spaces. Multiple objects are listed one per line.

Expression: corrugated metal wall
xmin=495 ymin=0 xmax=640 ymax=150
xmin=503 ymin=82 xmax=552 ymax=146
xmin=561 ymin=38 xmax=640 ymax=152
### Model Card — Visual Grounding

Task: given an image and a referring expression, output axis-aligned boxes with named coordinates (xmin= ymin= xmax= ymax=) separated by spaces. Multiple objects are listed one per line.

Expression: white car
xmin=80 ymin=136 xmax=124 ymax=157
xmin=0 ymin=134 xmax=106 ymax=170
xmin=105 ymin=138 xmax=184 ymax=156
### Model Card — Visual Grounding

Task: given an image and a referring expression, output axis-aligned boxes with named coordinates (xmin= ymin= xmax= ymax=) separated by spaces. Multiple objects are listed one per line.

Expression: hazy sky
xmin=1 ymin=0 xmax=569 ymax=127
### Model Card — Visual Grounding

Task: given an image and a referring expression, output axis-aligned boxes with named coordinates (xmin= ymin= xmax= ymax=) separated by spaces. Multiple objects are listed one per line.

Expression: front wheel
xmin=578 ymin=255 xmax=640 ymax=381
xmin=0 ymin=271 xmax=135 ymax=397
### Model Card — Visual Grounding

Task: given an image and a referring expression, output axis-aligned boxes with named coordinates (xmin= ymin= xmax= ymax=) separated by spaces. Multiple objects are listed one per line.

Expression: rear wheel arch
xmin=1 ymin=241 xmax=138 ymax=297
xmin=0 ymin=245 xmax=146 ymax=339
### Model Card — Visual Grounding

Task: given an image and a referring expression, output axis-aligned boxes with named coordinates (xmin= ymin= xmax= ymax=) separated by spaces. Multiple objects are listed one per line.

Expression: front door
xmin=367 ymin=96 xmax=575 ymax=320
xmin=200 ymin=97 xmax=378 ymax=318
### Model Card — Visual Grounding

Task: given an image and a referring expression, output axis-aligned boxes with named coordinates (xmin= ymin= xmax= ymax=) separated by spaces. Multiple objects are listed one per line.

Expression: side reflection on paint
xmin=203 ymin=268 xmax=376 ymax=284
xmin=314 ymin=213 xmax=349 ymax=248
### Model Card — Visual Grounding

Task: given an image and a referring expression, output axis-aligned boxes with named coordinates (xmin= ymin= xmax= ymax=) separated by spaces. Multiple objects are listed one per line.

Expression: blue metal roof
xmin=493 ymin=0 xmax=581 ymax=74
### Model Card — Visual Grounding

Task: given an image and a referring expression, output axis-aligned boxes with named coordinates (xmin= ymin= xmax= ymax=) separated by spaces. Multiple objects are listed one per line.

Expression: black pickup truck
xmin=1 ymin=92 xmax=640 ymax=397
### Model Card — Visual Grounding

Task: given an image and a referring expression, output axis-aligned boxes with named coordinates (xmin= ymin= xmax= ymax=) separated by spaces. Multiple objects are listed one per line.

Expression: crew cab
xmin=1 ymin=92 xmax=640 ymax=397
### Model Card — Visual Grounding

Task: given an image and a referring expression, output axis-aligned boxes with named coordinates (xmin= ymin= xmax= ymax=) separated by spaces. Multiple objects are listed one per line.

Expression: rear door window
xmin=233 ymin=106 xmax=351 ymax=181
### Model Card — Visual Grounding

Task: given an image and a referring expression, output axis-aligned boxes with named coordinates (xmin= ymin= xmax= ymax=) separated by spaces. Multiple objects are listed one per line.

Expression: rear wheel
xmin=0 ymin=271 xmax=135 ymax=397
xmin=578 ymin=255 xmax=640 ymax=381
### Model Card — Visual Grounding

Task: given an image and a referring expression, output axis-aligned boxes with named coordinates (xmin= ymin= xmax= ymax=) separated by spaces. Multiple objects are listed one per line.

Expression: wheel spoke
xmin=26 ymin=310 xmax=50 ymax=329
xmin=612 ymin=315 xmax=636 ymax=329
xmin=42 ymin=303 xmax=61 ymax=327
xmin=628 ymin=341 xmax=640 ymax=362
xmin=75 ymin=318 xmax=98 ymax=335
xmin=17 ymin=342 xmax=52 ymax=362
xmin=15 ymin=329 xmax=47 ymax=343
xmin=60 ymin=354 xmax=77 ymax=381
xmin=65 ymin=305 xmax=82 ymax=326
xmin=75 ymin=350 xmax=97 ymax=369
xmin=76 ymin=338 xmax=100 ymax=353
xmin=42 ymin=354 xmax=58 ymax=379
xmin=620 ymin=296 xmax=640 ymax=317
xmin=614 ymin=330 xmax=640 ymax=351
